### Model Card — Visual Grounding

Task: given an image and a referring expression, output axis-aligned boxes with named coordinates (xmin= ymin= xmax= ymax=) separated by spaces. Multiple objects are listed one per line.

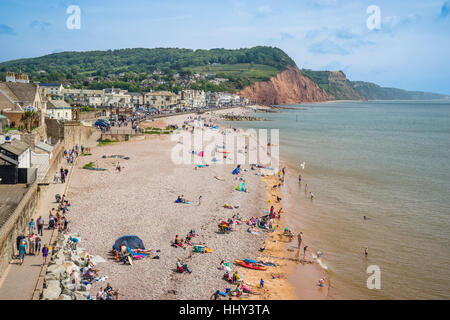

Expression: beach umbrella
xmin=113 ymin=235 xmax=145 ymax=250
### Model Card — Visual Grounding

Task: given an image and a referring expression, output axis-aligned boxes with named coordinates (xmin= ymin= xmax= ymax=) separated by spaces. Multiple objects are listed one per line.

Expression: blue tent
xmin=113 ymin=235 xmax=145 ymax=251
xmin=232 ymin=167 xmax=240 ymax=175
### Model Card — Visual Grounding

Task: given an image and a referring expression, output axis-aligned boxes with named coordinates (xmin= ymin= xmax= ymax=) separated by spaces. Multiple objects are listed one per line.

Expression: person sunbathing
xmin=132 ymin=248 xmax=153 ymax=254
xmin=184 ymin=238 xmax=193 ymax=246
xmin=174 ymin=235 xmax=181 ymax=245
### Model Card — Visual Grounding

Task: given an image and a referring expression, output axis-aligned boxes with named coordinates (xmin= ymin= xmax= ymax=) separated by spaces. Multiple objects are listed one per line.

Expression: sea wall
xmin=100 ymin=133 xmax=146 ymax=142
xmin=0 ymin=140 xmax=65 ymax=278
xmin=0 ymin=182 xmax=39 ymax=279
xmin=64 ymin=122 xmax=95 ymax=150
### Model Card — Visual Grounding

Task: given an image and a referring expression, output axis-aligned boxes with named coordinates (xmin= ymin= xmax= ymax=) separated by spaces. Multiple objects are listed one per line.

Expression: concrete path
xmin=0 ymin=130 xmax=100 ymax=300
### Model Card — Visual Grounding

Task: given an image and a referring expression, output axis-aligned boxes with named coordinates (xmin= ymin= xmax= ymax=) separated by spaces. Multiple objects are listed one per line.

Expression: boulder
xmin=45 ymin=273 xmax=57 ymax=282
xmin=57 ymin=294 xmax=73 ymax=300
xmin=73 ymin=291 xmax=88 ymax=300
xmin=47 ymin=264 xmax=65 ymax=279
xmin=42 ymin=285 xmax=61 ymax=300
xmin=63 ymin=261 xmax=77 ymax=273
xmin=45 ymin=279 xmax=60 ymax=288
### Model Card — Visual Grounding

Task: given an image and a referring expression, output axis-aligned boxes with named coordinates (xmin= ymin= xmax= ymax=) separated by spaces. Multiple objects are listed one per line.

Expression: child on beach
xmin=42 ymin=244 xmax=49 ymax=264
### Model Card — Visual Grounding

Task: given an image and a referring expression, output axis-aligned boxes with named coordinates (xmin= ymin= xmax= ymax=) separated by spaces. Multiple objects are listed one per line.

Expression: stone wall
xmin=45 ymin=118 xmax=64 ymax=144
xmin=63 ymin=122 xmax=95 ymax=150
xmin=101 ymin=133 xmax=145 ymax=142
xmin=0 ymin=182 xmax=39 ymax=278
xmin=0 ymin=141 xmax=65 ymax=278
xmin=78 ymin=110 xmax=109 ymax=121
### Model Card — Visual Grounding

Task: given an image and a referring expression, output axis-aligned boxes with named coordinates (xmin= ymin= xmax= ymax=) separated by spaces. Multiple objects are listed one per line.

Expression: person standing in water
xmin=305 ymin=184 xmax=308 ymax=194
xmin=298 ymin=174 xmax=302 ymax=183
xmin=297 ymin=232 xmax=303 ymax=249
xmin=365 ymin=247 xmax=369 ymax=256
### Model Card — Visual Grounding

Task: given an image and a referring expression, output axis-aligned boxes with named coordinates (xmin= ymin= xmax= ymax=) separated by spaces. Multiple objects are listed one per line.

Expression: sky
xmin=0 ymin=0 xmax=449 ymax=94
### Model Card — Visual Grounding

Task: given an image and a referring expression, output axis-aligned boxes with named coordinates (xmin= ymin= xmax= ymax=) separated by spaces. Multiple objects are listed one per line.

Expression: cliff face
xmin=238 ymin=66 xmax=332 ymax=105
xmin=327 ymin=71 xmax=365 ymax=100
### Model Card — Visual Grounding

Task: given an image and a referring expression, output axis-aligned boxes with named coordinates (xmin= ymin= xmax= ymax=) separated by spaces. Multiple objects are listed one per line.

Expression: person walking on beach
xmin=305 ymin=184 xmax=308 ymax=195
xmin=365 ymin=247 xmax=369 ymax=256
xmin=297 ymin=232 xmax=303 ymax=249
xmin=37 ymin=216 xmax=44 ymax=236
xmin=116 ymin=162 xmax=121 ymax=172
xmin=298 ymin=174 xmax=302 ymax=183
xmin=42 ymin=244 xmax=49 ymax=265
xmin=198 ymin=195 xmax=202 ymax=206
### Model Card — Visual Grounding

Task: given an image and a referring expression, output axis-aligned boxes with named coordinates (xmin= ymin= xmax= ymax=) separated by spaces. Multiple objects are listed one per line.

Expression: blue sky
xmin=0 ymin=0 xmax=449 ymax=94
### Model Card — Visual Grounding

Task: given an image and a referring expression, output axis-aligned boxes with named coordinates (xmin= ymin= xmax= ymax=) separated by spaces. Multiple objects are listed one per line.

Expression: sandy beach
xmin=64 ymin=107 xmax=328 ymax=300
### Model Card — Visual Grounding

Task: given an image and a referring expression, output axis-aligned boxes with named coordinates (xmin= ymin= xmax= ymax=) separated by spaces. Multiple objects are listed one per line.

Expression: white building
xmin=180 ymin=90 xmax=206 ymax=108
xmin=46 ymin=99 xmax=72 ymax=121
xmin=0 ymin=139 xmax=31 ymax=168
xmin=39 ymin=83 xmax=64 ymax=97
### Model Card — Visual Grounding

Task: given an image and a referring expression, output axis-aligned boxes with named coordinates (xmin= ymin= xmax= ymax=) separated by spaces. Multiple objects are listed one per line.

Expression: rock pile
xmin=41 ymin=233 xmax=106 ymax=300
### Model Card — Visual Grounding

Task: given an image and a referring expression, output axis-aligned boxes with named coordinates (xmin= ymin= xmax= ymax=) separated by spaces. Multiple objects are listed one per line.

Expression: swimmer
xmin=318 ymin=278 xmax=325 ymax=287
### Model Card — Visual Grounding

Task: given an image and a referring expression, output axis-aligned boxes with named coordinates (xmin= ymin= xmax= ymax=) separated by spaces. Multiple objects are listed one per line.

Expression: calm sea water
xmin=231 ymin=100 xmax=450 ymax=299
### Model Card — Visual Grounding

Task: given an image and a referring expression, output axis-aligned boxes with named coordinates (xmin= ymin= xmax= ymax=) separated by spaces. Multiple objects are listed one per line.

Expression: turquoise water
xmin=232 ymin=100 xmax=450 ymax=299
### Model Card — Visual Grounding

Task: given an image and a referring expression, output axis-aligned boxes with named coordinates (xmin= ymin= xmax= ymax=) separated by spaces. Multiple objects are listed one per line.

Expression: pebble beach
xmin=64 ymin=107 xmax=328 ymax=300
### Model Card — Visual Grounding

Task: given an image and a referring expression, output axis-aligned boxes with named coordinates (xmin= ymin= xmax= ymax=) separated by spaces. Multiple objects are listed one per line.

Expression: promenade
xmin=0 ymin=131 xmax=100 ymax=300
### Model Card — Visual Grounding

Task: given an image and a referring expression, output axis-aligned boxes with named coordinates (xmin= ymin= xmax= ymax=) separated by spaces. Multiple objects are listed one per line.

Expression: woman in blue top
xmin=18 ymin=241 xmax=27 ymax=265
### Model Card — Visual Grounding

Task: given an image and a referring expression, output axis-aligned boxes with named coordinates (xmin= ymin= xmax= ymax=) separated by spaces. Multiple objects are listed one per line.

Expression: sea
xmin=229 ymin=100 xmax=450 ymax=300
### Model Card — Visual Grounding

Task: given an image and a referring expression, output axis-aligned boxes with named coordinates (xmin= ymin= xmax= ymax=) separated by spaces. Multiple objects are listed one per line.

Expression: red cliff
xmin=239 ymin=66 xmax=332 ymax=105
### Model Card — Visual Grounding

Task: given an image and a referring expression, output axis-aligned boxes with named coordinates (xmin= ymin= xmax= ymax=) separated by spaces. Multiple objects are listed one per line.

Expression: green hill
xmin=301 ymin=69 xmax=448 ymax=101
xmin=351 ymin=81 xmax=449 ymax=100
xmin=301 ymin=69 xmax=364 ymax=100
xmin=0 ymin=47 xmax=296 ymax=93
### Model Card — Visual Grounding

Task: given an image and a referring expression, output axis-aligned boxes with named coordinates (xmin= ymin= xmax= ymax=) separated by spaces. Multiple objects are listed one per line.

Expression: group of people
xmin=172 ymin=230 xmax=196 ymax=249
xmin=246 ymin=214 xmax=275 ymax=231
xmin=175 ymin=195 xmax=189 ymax=203
xmin=96 ymin=283 xmax=120 ymax=300
xmin=213 ymin=261 xmax=254 ymax=300
xmin=53 ymin=167 xmax=70 ymax=184
xmin=16 ymin=231 xmax=49 ymax=265
xmin=64 ymin=146 xmax=79 ymax=165
xmin=48 ymin=194 xmax=71 ymax=233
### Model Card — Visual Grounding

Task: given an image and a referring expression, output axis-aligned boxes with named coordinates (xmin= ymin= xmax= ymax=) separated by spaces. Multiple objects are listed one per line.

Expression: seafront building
xmin=143 ymin=91 xmax=178 ymax=110
xmin=46 ymin=99 xmax=72 ymax=121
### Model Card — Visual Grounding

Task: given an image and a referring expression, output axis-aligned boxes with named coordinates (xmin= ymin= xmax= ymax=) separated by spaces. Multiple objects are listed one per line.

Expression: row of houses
xmin=2 ymin=73 xmax=250 ymax=124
